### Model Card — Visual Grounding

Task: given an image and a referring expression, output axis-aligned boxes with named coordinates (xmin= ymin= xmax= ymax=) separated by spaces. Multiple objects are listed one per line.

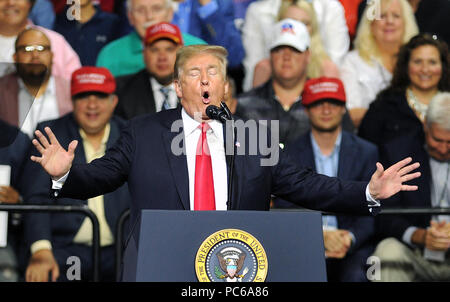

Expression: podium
xmin=122 ymin=210 xmax=327 ymax=282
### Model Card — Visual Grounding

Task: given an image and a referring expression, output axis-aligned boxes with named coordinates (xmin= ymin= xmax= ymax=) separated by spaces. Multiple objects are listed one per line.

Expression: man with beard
xmin=274 ymin=77 xmax=379 ymax=282
xmin=0 ymin=28 xmax=72 ymax=138
xmin=114 ymin=22 xmax=183 ymax=119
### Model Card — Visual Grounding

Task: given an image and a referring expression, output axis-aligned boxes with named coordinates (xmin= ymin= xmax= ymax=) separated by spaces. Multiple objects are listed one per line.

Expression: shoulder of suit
xmin=343 ymin=131 xmax=378 ymax=154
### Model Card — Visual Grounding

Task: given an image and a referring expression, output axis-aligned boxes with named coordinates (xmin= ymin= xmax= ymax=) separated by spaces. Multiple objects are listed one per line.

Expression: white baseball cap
xmin=269 ymin=18 xmax=310 ymax=52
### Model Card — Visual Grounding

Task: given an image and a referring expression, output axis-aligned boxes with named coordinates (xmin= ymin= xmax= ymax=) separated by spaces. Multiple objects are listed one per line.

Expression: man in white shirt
xmin=29 ymin=45 xmax=422 ymax=281
xmin=114 ymin=22 xmax=183 ymax=119
xmin=0 ymin=28 xmax=72 ymax=138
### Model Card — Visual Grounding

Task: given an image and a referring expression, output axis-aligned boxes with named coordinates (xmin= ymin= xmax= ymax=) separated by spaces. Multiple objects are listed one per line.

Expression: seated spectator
xmin=252 ymin=0 xmax=341 ymax=88
xmin=171 ymin=0 xmax=244 ymax=69
xmin=0 ymin=121 xmax=32 ymax=282
xmin=115 ymin=22 xmax=183 ymax=119
xmin=358 ymin=0 xmax=450 ymax=47
xmin=274 ymin=77 xmax=378 ymax=282
xmin=0 ymin=0 xmax=81 ymax=80
xmin=340 ymin=0 xmax=418 ymax=128
xmin=54 ymin=0 xmax=123 ymax=66
xmin=24 ymin=67 xmax=131 ymax=282
xmin=29 ymin=0 xmax=55 ymax=29
xmin=372 ymin=92 xmax=450 ymax=282
xmin=96 ymin=0 xmax=206 ymax=77
xmin=0 ymin=28 xmax=72 ymax=138
xmin=242 ymin=0 xmax=350 ymax=91
xmin=359 ymin=33 xmax=450 ymax=148
xmin=236 ymin=19 xmax=354 ymax=147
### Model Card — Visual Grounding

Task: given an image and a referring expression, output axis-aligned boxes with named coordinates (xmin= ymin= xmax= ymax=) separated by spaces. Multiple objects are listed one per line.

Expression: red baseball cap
xmin=71 ymin=66 xmax=116 ymax=97
xmin=302 ymin=77 xmax=346 ymax=107
xmin=144 ymin=22 xmax=183 ymax=46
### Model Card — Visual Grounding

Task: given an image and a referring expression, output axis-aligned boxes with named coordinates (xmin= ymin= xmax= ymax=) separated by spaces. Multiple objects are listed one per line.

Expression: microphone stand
xmin=220 ymin=102 xmax=236 ymax=210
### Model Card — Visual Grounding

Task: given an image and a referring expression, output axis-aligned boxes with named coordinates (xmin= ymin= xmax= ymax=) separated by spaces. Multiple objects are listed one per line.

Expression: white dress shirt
xmin=150 ymin=78 xmax=178 ymax=112
xmin=18 ymin=76 xmax=59 ymax=138
xmin=182 ymin=108 xmax=228 ymax=211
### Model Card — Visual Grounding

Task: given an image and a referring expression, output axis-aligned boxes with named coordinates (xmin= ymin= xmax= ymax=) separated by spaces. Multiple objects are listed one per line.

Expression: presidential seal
xmin=195 ymin=229 xmax=268 ymax=282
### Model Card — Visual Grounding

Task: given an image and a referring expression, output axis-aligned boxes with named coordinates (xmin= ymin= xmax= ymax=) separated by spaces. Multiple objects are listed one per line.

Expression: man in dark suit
xmin=274 ymin=77 xmax=378 ymax=282
xmin=24 ymin=67 xmax=131 ymax=282
xmin=30 ymin=45 xmax=421 ymax=280
xmin=373 ymin=92 xmax=450 ymax=281
xmin=0 ymin=121 xmax=32 ymax=282
xmin=114 ymin=22 xmax=183 ymax=120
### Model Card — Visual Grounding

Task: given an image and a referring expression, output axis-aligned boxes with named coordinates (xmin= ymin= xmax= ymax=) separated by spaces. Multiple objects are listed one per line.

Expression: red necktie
xmin=194 ymin=123 xmax=216 ymax=210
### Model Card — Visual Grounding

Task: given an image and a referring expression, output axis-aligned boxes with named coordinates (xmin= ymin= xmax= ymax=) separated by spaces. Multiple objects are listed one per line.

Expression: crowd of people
xmin=0 ymin=0 xmax=449 ymax=282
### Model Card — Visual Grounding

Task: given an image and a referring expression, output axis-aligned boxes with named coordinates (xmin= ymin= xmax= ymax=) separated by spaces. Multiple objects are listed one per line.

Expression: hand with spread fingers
xmin=368 ymin=157 xmax=421 ymax=200
xmin=30 ymin=127 xmax=78 ymax=180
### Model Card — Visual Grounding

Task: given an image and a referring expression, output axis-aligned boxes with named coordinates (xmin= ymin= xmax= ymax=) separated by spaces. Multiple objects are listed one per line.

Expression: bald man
xmin=0 ymin=28 xmax=72 ymax=139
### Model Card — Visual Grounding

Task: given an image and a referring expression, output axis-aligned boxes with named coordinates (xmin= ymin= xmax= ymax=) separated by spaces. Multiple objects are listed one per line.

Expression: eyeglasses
xmin=16 ymin=45 xmax=51 ymax=53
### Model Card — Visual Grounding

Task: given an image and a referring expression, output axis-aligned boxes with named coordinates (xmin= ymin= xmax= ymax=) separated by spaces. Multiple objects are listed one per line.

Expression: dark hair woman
xmin=358 ymin=33 xmax=450 ymax=148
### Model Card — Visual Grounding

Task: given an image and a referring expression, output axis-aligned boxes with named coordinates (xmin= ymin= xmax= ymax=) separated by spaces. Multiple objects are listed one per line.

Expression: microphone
xmin=206 ymin=102 xmax=232 ymax=123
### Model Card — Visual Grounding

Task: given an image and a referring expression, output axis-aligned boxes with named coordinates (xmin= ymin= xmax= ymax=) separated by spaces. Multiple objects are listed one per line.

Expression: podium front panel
xmin=131 ymin=210 xmax=326 ymax=282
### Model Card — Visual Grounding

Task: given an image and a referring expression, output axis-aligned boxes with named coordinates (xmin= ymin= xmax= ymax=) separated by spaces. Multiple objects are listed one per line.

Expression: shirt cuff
xmin=51 ymin=171 xmax=70 ymax=190
xmin=31 ymin=240 xmax=52 ymax=255
xmin=197 ymin=0 xmax=218 ymax=19
xmin=402 ymin=226 xmax=418 ymax=248
xmin=365 ymin=184 xmax=380 ymax=207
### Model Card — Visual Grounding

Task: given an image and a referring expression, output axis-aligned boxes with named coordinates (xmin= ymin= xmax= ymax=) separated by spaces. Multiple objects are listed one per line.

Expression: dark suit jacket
xmin=58 ymin=107 xmax=373 ymax=260
xmin=377 ymin=132 xmax=432 ymax=243
xmin=114 ymin=69 xmax=156 ymax=120
xmin=24 ymin=113 xmax=131 ymax=250
xmin=0 ymin=121 xmax=31 ymax=255
xmin=278 ymin=131 xmax=378 ymax=252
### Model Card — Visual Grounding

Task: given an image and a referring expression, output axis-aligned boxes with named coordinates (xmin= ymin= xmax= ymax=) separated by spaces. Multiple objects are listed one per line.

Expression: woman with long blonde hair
xmin=340 ymin=0 xmax=418 ymax=127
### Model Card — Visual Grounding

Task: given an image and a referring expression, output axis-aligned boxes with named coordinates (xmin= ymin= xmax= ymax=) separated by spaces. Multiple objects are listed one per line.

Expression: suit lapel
xmin=337 ymin=132 xmax=355 ymax=179
xmin=223 ymin=121 xmax=244 ymax=210
xmin=296 ymin=133 xmax=316 ymax=170
xmin=161 ymin=108 xmax=190 ymax=210
xmin=140 ymin=70 xmax=156 ymax=114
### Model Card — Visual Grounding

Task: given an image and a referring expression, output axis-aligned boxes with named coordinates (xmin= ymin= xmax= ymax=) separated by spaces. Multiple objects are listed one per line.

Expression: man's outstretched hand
xmin=369 ymin=157 xmax=421 ymax=200
xmin=30 ymin=127 xmax=78 ymax=180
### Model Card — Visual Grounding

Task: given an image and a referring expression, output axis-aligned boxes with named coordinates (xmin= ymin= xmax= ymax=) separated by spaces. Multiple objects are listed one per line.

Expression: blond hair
xmin=174 ymin=45 xmax=228 ymax=80
xmin=354 ymin=0 xmax=418 ymax=65
xmin=278 ymin=0 xmax=329 ymax=78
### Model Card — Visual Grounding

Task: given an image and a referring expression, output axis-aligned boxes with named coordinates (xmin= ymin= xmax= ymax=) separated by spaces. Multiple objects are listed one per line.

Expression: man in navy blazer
xmin=274 ymin=77 xmax=379 ymax=282
xmin=24 ymin=67 xmax=131 ymax=282
xmin=30 ymin=45 xmax=421 ymax=280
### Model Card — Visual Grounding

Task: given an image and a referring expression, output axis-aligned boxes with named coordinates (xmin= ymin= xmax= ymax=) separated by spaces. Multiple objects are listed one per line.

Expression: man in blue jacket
xmin=274 ymin=77 xmax=379 ymax=282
